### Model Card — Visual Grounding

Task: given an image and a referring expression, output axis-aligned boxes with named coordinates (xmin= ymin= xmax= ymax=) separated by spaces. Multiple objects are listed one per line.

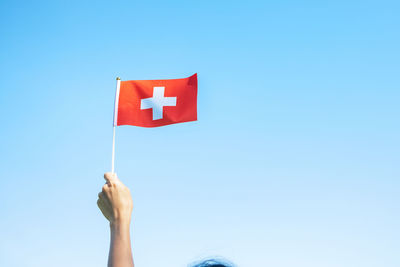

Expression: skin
xmin=97 ymin=172 xmax=134 ymax=267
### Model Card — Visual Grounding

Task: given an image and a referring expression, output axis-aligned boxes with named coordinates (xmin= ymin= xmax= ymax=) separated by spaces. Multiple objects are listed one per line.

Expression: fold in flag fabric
xmin=114 ymin=73 xmax=197 ymax=127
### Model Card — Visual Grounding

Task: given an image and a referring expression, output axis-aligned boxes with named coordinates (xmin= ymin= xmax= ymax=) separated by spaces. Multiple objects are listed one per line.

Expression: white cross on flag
xmin=140 ymin=86 xmax=177 ymax=120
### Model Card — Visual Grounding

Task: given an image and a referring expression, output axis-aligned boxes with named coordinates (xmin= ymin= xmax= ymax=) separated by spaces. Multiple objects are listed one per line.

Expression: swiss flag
xmin=114 ymin=74 xmax=197 ymax=127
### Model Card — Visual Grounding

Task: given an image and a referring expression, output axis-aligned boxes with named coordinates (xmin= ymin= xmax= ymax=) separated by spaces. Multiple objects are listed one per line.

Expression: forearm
xmin=108 ymin=221 xmax=134 ymax=267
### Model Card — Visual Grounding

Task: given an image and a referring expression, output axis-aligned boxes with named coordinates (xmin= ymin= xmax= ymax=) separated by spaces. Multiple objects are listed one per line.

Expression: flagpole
xmin=112 ymin=77 xmax=121 ymax=174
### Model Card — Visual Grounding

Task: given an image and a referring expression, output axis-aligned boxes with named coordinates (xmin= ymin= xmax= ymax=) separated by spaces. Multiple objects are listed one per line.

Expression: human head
xmin=189 ymin=258 xmax=235 ymax=267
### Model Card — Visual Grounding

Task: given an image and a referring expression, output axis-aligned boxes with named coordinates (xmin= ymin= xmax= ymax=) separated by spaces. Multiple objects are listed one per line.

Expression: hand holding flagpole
xmin=112 ymin=77 xmax=121 ymax=174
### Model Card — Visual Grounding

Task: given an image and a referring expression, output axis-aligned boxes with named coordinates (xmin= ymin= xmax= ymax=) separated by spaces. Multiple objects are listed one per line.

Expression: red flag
xmin=114 ymin=74 xmax=197 ymax=127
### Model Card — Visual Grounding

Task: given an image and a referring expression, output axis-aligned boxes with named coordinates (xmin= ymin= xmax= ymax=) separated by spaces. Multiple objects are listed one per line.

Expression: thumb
xmin=104 ymin=172 xmax=120 ymax=184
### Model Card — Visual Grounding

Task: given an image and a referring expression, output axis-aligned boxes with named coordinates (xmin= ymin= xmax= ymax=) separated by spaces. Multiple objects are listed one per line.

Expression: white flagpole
xmin=112 ymin=77 xmax=121 ymax=174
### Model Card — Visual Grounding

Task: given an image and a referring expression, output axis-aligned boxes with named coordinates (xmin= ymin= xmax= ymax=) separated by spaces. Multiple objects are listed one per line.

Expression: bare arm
xmin=97 ymin=172 xmax=134 ymax=267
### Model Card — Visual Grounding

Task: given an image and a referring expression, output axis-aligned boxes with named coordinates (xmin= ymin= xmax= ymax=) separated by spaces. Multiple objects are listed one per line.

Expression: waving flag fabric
xmin=114 ymin=73 xmax=197 ymax=127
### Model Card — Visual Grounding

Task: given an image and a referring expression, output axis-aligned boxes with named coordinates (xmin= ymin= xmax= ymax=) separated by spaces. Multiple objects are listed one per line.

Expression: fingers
xmin=102 ymin=183 xmax=109 ymax=192
xmin=97 ymin=197 xmax=112 ymax=222
xmin=97 ymin=194 xmax=106 ymax=205
xmin=97 ymin=198 xmax=103 ymax=208
xmin=98 ymin=191 xmax=112 ymax=207
xmin=104 ymin=172 xmax=120 ymax=184
xmin=98 ymin=191 xmax=106 ymax=199
xmin=97 ymin=196 xmax=105 ymax=210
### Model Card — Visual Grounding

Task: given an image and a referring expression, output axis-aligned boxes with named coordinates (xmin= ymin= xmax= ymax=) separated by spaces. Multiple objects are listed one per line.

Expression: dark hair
xmin=189 ymin=258 xmax=235 ymax=267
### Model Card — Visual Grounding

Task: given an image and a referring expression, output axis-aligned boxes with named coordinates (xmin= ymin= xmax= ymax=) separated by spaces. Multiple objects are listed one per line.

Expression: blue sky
xmin=0 ymin=1 xmax=399 ymax=266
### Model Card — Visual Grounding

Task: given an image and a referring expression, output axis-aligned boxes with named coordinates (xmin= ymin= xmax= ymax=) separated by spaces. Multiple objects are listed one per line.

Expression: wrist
xmin=110 ymin=218 xmax=131 ymax=230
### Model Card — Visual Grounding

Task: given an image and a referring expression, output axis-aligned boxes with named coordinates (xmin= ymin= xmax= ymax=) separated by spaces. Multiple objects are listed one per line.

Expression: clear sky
xmin=0 ymin=1 xmax=399 ymax=267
